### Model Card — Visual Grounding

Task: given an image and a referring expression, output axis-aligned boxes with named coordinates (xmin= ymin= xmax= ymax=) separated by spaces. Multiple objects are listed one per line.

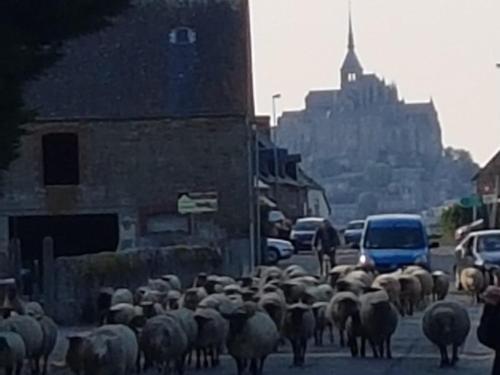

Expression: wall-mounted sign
xmin=177 ymin=192 xmax=218 ymax=214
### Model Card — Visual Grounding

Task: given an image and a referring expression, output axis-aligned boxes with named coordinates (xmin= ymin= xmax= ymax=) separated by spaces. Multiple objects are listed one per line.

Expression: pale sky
xmin=250 ymin=0 xmax=500 ymax=166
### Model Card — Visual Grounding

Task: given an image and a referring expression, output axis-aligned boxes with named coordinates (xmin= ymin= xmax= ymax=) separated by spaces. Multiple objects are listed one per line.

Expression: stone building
xmin=474 ymin=150 xmax=500 ymax=228
xmin=0 ymin=0 xmax=255 ymax=275
xmin=277 ymin=14 xmax=476 ymax=225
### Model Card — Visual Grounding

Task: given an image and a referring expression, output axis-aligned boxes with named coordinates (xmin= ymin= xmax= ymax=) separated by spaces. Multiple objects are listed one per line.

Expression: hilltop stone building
xmin=277 ymin=15 xmax=476 ymax=224
xmin=0 ymin=0 xmax=256 ymax=276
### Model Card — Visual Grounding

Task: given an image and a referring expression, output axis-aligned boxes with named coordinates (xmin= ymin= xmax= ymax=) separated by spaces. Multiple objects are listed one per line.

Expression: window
xmin=364 ymin=223 xmax=425 ymax=250
xmin=348 ymin=73 xmax=357 ymax=82
xmin=42 ymin=133 xmax=79 ymax=186
xmin=169 ymin=27 xmax=196 ymax=45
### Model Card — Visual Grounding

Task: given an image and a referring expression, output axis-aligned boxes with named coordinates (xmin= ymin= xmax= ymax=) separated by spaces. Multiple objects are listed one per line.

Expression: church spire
xmin=348 ymin=1 xmax=355 ymax=51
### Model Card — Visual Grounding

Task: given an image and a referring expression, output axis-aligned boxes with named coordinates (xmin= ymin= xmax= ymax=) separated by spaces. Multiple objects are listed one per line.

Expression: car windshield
xmin=477 ymin=234 xmax=500 ymax=253
xmin=294 ymin=220 xmax=323 ymax=231
xmin=347 ymin=222 xmax=364 ymax=230
xmin=364 ymin=224 xmax=425 ymax=250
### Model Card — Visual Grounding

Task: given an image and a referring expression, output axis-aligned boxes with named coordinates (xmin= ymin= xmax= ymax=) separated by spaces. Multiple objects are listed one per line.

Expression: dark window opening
xmin=170 ymin=27 xmax=196 ymax=45
xmin=42 ymin=133 xmax=79 ymax=186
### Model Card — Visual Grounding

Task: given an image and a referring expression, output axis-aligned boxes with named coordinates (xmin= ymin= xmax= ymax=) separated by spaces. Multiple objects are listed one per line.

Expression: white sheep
xmin=460 ymin=267 xmax=486 ymax=303
xmin=0 ymin=332 xmax=26 ymax=375
xmin=359 ymin=290 xmax=399 ymax=359
xmin=161 ymin=274 xmax=182 ymax=291
xmin=0 ymin=315 xmax=44 ymax=373
xmin=312 ymin=301 xmax=334 ymax=346
xmin=258 ymin=292 xmax=286 ymax=332
xmin=111 ymin=288 xmax=134 ymax=306
xmin=326 ymin=291 xmax=360 ymax=347
xmin=372 ymin=274 xmax=401 ymax=310
xmin=395 ymin=273 xmax=422 ymax=316
xmin=422 ymin=301 xmax=471 ymax=367
xmin=225 ymin=302 xmax=280 ymax=375
xmin=181 ymin=287 xmax=208 ymax=311
xmin=282 ymin=303 xmax=315 ymax=367
xmin=67 ymin=324 xmax=138 ymax=375
xmin=140 ymin=315 xmax=188 ymax=374
xmin=431 ymin=271 xmax=450 ymax=301
xmin=194 ymin=307 xmax=228 ymax=369
xmin=328 ymin=265 xmax=355 ymax=287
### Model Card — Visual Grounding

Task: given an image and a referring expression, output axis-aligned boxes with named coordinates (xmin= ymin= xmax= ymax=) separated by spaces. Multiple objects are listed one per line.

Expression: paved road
xmin=50 ymin=248 xmax=494 ymax=375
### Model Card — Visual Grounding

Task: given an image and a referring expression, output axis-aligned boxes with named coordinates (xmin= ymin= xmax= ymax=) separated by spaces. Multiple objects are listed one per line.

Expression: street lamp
xmin=271 ymin=94 xmax=282 ymax=199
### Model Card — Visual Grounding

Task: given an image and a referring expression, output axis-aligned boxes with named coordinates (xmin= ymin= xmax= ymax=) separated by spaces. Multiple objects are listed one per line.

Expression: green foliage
xmin=440 ymin=204 xmax=473 ymax=236
xmin=0 ymin=0 xmax=130 ymax=170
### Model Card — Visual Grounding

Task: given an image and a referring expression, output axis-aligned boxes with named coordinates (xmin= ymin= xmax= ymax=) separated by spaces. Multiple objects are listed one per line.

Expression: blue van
xmin=359 ymin=214 xmax=438 ymax=272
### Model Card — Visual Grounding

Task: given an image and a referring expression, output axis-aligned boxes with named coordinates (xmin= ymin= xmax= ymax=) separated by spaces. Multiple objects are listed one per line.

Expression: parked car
xmin=290 ymin=217 xmax=325 ymax=252
xmin=266 ymin=238 xmax=294 ymax=265
xmin=359 ymin=214 xmax=439 ymax=272
xmin=343 ymin=220 xmax=365 ymax=248
xmin=454 ymin=230 xmax=500 ymax=290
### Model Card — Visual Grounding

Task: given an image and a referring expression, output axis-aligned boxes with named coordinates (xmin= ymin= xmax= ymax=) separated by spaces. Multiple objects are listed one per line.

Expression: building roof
xmin=23 ymin=0 xmax=254 ymax=119
xmin=341 ymin=9 xmax=363 ymax=74
xmin=473 ymin=149 xmax=500 ymax=181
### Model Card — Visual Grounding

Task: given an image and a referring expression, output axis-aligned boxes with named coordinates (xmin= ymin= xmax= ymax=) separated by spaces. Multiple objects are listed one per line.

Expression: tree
xmin=0 ymin=0 xmax=130 ymax=170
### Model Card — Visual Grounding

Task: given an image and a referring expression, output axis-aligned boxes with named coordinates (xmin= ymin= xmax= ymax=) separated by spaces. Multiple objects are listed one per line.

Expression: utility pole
xmin=272 ymin=94 xmax=282 ymax=199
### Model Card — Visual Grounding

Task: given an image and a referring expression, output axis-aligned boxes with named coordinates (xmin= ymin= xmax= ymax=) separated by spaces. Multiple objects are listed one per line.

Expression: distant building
xmin=473 ymin=150 xmax=500 ymax=228
xmin=0 ymin=0 xmax=255 ymax=275
xmin=277 ymin=12 xmax=475 ymax=224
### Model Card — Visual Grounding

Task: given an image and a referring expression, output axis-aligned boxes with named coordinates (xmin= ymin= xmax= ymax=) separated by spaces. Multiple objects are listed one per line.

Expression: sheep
xmin=328 ymin=265 xmax=355 ymax=287
xmin=281 ymin=280 xmax=307 ymax=304
xmin=167 ymin=308 xmax=198 ymax=363
xmin=140 ymin=315 xmax=188 ymax=374
xmin=303 ymin=284 xmax=334 ymax=305
xmin=346 ymin=310 xmax=363 ymax=357
xmin=111 ymin=288 xmax=134 ymax=306
xmin=161 ymin=274 xmax=182 ymax=291
xmin=198 ymin=293 xmax=238 ymax=315
xmin=258 ymin=292 xmax=286 ymax=332
xmin=181 ymin=288 xmax=208 ymax=311
xmin=0 ymin=315 xmax=44 ymax=373
xmin=0 ymin=332 xmax=26 ymax=375
xmin=422 ymin=301 xmax=471 ymax=367
xmin=107 ymin=303 xmax=144 ymax=331
xmin=224 ymin=284 xmax=243 ymax=297
xmin=166 ymin=290 xmax=182 ymax=310
xmin=216 ymin=276 xmax=237 ymax=287
xmin=372 ymin=274 xmax=401 ymax=310
xmin=67 ymin=324 xmax=138 ymax=375
xmin=460 ymin=267 xmax=486 ymax=303
xmin=282 ymin=303 xmax=315 ymax=367
xmin=148 ymin=278 xmax=172 ymax=294
xmin=1 ymin=285 xmax=26 ymax=317
xmin=225 ymin=302 xmax=280 ymax=375
xmin=194 ymin=307 xmax=228 ymax=369
xmin=431 ymin=271 xmax=450 ymax=301
xmin=347 ymin=270 xmax=374 ymax=288
xmin=335 ymin=275 xmax=365 ymax=296
xmin=359 ymin=290 xmax=399 ymax=359
xmin=259 ymin=267 xmax=283 ymax=287
xmin=407 ymin=269 xmax=434 ymax=307
xmin=96 ymin=287 xmax=114 ymax=325
xmin=312 ymin=302 xmax=334 ymax=346
xmin=283 ymin=265 xmax=307 ymax=277
xmin=326 ymin=291 xmax=360 ymax=347
xmin=24 ymin=304 xmax=58 ymax=375
xmin=395 ymin=273 xmax=422 ymax=316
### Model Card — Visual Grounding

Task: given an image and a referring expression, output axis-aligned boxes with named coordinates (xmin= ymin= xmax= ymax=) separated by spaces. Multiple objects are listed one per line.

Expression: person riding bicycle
xmin=313 ymin=219 xmax=341 ymax=276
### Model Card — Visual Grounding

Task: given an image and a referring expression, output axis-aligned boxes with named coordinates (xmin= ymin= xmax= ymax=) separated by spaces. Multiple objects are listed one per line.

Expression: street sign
xmin=459 ymin=195 xmax=482 ymax=208
xmin=177 ymin=192 xmax=218 ymax=214
xmin=483 ymin=194 xmax=500 ymax=205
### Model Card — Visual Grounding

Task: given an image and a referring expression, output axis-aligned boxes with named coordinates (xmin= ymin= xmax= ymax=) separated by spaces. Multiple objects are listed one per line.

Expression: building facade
xmin=0 ymin=0 xmax=255 ymax=275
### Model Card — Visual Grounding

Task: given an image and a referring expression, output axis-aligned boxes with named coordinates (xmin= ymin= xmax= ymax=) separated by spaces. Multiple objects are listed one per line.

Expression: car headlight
xmin=359 ymin=254 xmax=375 ymax=266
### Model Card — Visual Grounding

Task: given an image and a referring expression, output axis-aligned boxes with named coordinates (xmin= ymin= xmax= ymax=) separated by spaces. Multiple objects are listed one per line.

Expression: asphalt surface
xmin=50 ymin=247 xmax=494 ymax=375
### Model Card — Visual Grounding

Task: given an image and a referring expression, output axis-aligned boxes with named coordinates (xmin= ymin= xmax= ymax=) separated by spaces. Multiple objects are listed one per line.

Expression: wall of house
xmin=273 ymin=184 xmax=307 ymax=221
xmin=307 ymin=189 xmax=330 ymax=218
xmin=0 ymin=116 xmax=252 ymax=274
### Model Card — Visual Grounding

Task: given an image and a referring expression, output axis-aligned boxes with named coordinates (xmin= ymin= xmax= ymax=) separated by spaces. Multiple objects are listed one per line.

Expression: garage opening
xmin=9 ymin=214 xmax=119 ymax=263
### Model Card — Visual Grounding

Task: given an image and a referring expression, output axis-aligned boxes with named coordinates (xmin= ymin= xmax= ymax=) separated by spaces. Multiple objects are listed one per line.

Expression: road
xmin=50 ymin=247 xmax=494 ymax=375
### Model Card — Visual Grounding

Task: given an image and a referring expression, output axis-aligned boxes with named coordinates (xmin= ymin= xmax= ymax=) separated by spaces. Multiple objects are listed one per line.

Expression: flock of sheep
xmin=0 ymin=261 xmax=493 ymax=375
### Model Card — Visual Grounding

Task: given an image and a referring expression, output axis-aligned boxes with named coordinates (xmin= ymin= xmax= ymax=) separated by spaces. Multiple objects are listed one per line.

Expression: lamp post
xmin=272 ymin=94 xmax=282 ymax=199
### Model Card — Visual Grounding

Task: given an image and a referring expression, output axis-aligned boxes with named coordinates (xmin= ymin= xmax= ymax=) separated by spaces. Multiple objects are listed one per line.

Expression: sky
xmin=249 ymin=0 xmax=500 ymax=166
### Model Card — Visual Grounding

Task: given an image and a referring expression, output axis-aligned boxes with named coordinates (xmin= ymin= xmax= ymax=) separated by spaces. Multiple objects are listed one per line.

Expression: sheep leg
xmin=234 ymin=358 xmax=245 ymax=375
xmin=328 ymin=324 xmax=334 ymax=344
xmin=451 ymin=344 xmax=459 ymax=366
xmin=196 ymin=348 xmax=202 ymax=369
xmin=15 ymin=361 xmax=23 ymax=375
xmin=175 ymin=353 xmax=187 ymax=375
xmin=250 ymin=359 xmax=258 ymax=375
xmin=408 ymin=301 xmax=414 ymax=316
xmin=378 ymin=342 xmax=385 ymax=358
xmin=187 ymin=350 xmax=192 ymax=366
xmin=439 ymin=345 xmax=450 ymax=367
xmin=369 ymin=339 xmax=379 ymax=358
xmin=209 ymin=347 xmax=216 ymax=368
xmin=258 ymin=356 xmax=268 ymax=375
xmin=360 ymin=336 xmax=366 ymax=358
xmin=42 ymin=355 xmax=49 ymax=375
xmin=203 ymin=348 xmax=209 ymax=368
xmin=386 ymin=337 xmax=392 ymax=359
xmin=300 ymin=339 xmax=308 ymax=366
xmin=290 ymin=340 xmax=299 ymax=367
xmin=6 ymin=366 xmax=13 ymax=375
xmin=339 ymin=328 xmax=345 ymax=347
xmin=348 ymin=333 xmax=358 ymax=357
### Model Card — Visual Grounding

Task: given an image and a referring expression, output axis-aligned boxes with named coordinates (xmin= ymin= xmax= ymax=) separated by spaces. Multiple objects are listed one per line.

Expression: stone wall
xmin=0 ymin=116 xmax=252 ymax=272
xmin=51 ymin=246 xmax=223 ymax=325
